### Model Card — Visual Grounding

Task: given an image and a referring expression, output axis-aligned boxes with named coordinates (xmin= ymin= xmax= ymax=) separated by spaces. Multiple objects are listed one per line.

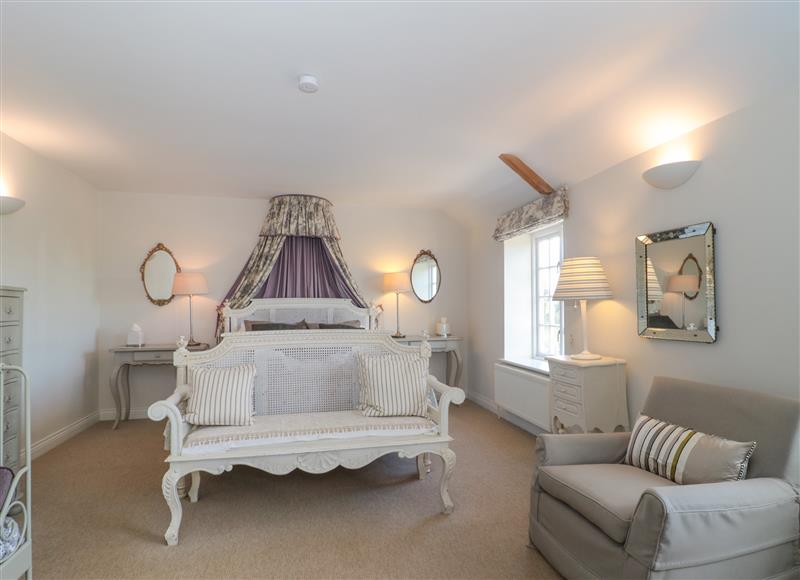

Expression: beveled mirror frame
xmin=140 ymin=242 xmax=181 ymax=306
xmin=410 ymin=249 xmax=441 ymax=304
xmin=636 ymin=222 xmax=717 ymax=343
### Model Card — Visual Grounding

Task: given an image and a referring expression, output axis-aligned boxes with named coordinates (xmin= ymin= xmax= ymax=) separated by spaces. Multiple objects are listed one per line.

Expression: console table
xmin=109 ymin=343 xmax=208 ymax=429
xmin=393 ymin=335 xmax=463 ymax=388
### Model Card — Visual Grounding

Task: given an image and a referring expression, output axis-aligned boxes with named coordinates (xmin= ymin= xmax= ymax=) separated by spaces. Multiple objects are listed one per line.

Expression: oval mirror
xmin=678 ymin=253 xmax=702 ymax=300
xmin=410 ymin=249 xmax=440 ymax=303
xmin=140 ymin=243 xmax=180 ymax=306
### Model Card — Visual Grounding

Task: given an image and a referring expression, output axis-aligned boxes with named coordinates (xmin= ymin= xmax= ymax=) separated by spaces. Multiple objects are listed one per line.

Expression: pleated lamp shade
xmin=646 ymin=258 xmax=663 ymax=301
xmin=552 ymin=257 xmax=612 ymax=301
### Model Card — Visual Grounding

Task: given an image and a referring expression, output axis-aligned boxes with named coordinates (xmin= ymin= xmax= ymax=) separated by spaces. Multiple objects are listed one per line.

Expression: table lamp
xmin=552 ymin=257 xmax=612 ymax=360
xmin=172 ymin=272 xmax=208 ymax=346
xmin=667 ymin=274 xmax=699 ymax=329
xmin=383 ymin=271 xmax=410 ymax=338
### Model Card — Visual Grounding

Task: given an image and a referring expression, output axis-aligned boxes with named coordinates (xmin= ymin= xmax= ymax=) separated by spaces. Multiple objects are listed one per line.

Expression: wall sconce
xmin=642 ymin=160 xmax=701 ymax=190
xmin=0 ymin=181 xmax=25 ymax=215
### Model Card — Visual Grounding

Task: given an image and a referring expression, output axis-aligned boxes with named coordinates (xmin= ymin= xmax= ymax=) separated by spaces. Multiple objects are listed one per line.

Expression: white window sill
xmin=499 ymin=357 xmax=550 ymax=376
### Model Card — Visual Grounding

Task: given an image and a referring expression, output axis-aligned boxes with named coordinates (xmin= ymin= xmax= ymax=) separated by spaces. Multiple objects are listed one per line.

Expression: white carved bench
xmin=148 ymin=330 xmax=465 ymax=546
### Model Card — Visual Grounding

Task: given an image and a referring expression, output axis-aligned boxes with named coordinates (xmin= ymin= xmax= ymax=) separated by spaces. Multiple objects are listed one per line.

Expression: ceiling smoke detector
xmin=298 ymin=74 xmax=319 ymax=93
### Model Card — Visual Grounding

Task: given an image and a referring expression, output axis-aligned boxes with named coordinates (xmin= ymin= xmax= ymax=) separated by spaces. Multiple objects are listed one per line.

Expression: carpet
xmin=31 ymin=401 xmax=559 ymax=579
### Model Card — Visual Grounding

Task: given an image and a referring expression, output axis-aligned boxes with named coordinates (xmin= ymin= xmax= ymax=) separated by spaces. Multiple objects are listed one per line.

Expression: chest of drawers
xmin=546 ymin=355 xmax=629 ymax=434
xmin=0 ymin=287 xmax=25 ymax=470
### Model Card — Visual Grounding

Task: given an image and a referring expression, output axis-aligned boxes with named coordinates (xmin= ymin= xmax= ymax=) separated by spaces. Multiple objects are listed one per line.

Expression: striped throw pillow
xmin=357 ymin=353 xmax=429 ymax=418
xmin=625 ymin=415 xmax=757 ymax=484
xmin=185 ymin=365 xmax=257 ymax=426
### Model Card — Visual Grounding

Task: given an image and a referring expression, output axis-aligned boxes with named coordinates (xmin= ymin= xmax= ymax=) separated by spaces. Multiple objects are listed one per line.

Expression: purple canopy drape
xmin=258 ymin=236 xmax=365 ymax=305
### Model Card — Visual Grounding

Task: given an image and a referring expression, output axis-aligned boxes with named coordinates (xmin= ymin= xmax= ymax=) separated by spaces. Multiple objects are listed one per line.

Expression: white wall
xmin=95 ymin=195 xmax=468 ymax=416
xmin=467 ymin=88 xmax=800 ymax=419
xmin=0 ymin=133 xmax=99 ymax=452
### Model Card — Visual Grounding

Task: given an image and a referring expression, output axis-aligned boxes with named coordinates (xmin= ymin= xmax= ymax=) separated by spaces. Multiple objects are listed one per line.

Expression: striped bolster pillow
xmin=185 ymin=365 xmax=257 ymax=426
xmin=625 ymin=414 xmax=757 ymax=484
xmin=357 ymin=353 xmax=429 ymax=418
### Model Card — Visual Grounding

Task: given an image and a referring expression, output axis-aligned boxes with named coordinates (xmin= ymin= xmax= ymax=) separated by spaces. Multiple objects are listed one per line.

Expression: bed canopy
xmin=217 ymin=194 xmax=369 ymax=337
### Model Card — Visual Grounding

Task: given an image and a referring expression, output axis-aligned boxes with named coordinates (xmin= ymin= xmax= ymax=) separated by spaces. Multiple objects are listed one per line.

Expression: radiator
xmin=494 ymin=362 xmax=551 ymax=431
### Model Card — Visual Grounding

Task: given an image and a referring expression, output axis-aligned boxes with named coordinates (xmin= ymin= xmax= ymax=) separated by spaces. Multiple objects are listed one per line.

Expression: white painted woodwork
xmin=148 ymin=330 xmax=465 ymax=546
xmin=108 ymin=343 xmax=209 ymax=430
xmin=0 ymin=288 xmax=24 ymax=471
xmin=393 ymin=335 xmax=463 ymax=388
xmin=546 ymin=355 xmax=628 ymax=434
xmin=0 ymin=361 xmax=32 ymax=578
xmin=223 ymin=298 xmax=379 ymax=332
xmin=493 ymin=362 xmax=551 ymax=431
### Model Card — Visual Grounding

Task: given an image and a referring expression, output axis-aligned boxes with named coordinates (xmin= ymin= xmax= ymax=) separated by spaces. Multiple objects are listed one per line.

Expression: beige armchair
xmin=530 ymin=376 xmax=800 ymax=579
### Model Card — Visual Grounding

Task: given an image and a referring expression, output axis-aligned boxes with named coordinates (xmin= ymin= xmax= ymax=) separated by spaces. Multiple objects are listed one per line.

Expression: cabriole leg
xmin=437 ymin=448 xmax=456 ymax=514
xmin=416 ymin=455 xmax=426 ymax=479
xmin=189 ymin=471 xmax=201 ymax=503
xmin=161 ymin=468 xmax=183 ymax=546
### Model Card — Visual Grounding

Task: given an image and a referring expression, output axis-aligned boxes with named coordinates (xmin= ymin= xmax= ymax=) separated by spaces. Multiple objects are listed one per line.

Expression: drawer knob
xmin=4 ymin=395 xmax=10 ymax=403
xmin=4 ymin=307 xmax=11 ymax=315
xmin=3 ymin=337 xmax=11 ymax=345
xmin=4 ymin=424 xmax=9 ymax=432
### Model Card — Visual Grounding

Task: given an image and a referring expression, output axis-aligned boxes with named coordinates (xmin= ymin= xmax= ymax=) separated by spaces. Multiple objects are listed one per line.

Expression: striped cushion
xmin=357 ymin=353 xmax=429 ymax=418
xmin=185 ymin=365 xmax=257 ymax=426
xmin=625 ymin=414 xmax=757 ymax=484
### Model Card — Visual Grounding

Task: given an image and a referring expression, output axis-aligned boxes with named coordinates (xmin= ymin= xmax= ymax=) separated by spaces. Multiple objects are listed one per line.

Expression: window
xmin=503 ymin=222 xmax=564 ymax=363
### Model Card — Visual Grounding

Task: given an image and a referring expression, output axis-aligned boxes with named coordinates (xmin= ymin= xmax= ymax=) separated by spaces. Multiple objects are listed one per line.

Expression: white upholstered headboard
xmin=222 ymin=298 xmax=375 ymax=333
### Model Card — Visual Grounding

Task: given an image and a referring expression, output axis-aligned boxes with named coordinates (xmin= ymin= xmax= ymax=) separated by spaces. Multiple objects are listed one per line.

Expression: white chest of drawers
xmin=546 ymin=355 xmax=629 ymax=434
xmin=0 ymin=286 xmax=25 ymax=469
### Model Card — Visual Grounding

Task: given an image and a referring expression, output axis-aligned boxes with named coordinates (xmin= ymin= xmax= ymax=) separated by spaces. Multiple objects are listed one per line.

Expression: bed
xmin=222 ymin=298 xmax=379 ymax=334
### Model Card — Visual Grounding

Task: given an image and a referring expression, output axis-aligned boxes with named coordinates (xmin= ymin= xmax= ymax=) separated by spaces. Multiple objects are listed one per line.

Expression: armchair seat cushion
xmin=538 ymin=463 xmax=675 ymax=543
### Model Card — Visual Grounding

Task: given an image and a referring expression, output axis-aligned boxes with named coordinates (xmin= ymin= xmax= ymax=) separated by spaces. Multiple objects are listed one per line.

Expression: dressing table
xmin=109 ymin=342 xmax=208 ymax=429
xmin=393 ymin=335 xmax=463 ymax=388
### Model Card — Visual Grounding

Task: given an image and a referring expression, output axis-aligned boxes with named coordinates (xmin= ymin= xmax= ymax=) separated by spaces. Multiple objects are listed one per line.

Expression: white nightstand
xmin=545 ymin=355 xmax=629 ymax=434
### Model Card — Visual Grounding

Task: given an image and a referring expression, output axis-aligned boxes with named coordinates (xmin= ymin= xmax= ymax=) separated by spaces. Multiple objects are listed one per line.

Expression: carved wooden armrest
xmin=147 ymin=384 xmax=192 ymax=456
xmin=427 ymin=375 xmax=465 ymax=437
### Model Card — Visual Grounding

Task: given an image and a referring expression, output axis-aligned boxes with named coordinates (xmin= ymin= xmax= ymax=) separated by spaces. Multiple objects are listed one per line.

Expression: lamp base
xmin=391 ymin=332 xmax=406 ymax=339
xmin=570 ymin=351 xmax=602 ymax=361
xmin=187 ymin=338 xmax=202 ymax=347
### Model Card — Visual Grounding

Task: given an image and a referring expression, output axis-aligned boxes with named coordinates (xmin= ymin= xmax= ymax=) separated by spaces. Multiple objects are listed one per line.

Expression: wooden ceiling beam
xmin=498 ymin=153 xmax=555 ymax=194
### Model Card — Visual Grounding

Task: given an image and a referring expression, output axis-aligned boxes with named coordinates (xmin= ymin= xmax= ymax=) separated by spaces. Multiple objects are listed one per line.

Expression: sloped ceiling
xmin=1 ymin=2 xmax=797 ymax=218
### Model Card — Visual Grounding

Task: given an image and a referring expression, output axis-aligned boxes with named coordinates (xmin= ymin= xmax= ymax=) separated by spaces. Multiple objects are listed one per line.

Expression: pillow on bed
xmin=244 ymin=320 xmax=310 ymax=331
xmin=356 ymin=353 xmax=428 ymax=418
xmin=185 ymin=365 xmax=257 ymax=426
xmin=319 ymin=321 xmax=364 ymax=330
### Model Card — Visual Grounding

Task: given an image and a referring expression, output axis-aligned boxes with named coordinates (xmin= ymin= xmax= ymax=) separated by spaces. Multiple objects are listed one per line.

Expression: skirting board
xmin=99 ymin=407 xmax=151 ymax=421
xmin=30 ymin=411 xmax=99 ymax=461
xmin=468 ymin=392 xmax=548 ymax=436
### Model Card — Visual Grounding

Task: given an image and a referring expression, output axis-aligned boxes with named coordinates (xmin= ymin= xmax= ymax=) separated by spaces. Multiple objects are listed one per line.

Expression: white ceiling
xmin=1 ymin=2 xmax=797 ymax=216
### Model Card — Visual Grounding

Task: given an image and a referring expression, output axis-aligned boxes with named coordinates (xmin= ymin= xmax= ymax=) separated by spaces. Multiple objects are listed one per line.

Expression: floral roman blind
xmin=492 ymin=188 xmax=569 ymax=242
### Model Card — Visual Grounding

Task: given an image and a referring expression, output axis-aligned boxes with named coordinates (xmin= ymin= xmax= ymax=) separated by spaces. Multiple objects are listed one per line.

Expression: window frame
xmin=530 ymin=222 xmax=565 ymax=360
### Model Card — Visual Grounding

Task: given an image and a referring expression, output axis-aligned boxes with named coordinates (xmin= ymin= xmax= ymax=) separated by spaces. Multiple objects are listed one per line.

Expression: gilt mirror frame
xmin=140 ymin=242 xmax=181 ymax=306
xmin=410 ymin=249 xmax=441 ymax=304
xmin=636 ymin=222 xmax=717 ymax=343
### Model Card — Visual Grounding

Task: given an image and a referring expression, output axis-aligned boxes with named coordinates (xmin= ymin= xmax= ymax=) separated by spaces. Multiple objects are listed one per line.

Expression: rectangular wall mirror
xmin=636 ymin=222 xmax=717 ymax=343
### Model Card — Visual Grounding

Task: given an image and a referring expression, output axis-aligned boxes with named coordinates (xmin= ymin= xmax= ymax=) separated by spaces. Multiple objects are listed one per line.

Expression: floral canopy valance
xmin=492 ymin=188 xmax=569 ymax=242
xmin=259 ymin=194 xmax=342 ymax=239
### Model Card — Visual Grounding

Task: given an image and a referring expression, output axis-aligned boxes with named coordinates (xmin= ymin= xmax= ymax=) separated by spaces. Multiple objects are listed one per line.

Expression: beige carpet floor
xmin=31 ymin=401 xmax=559 ymax=579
